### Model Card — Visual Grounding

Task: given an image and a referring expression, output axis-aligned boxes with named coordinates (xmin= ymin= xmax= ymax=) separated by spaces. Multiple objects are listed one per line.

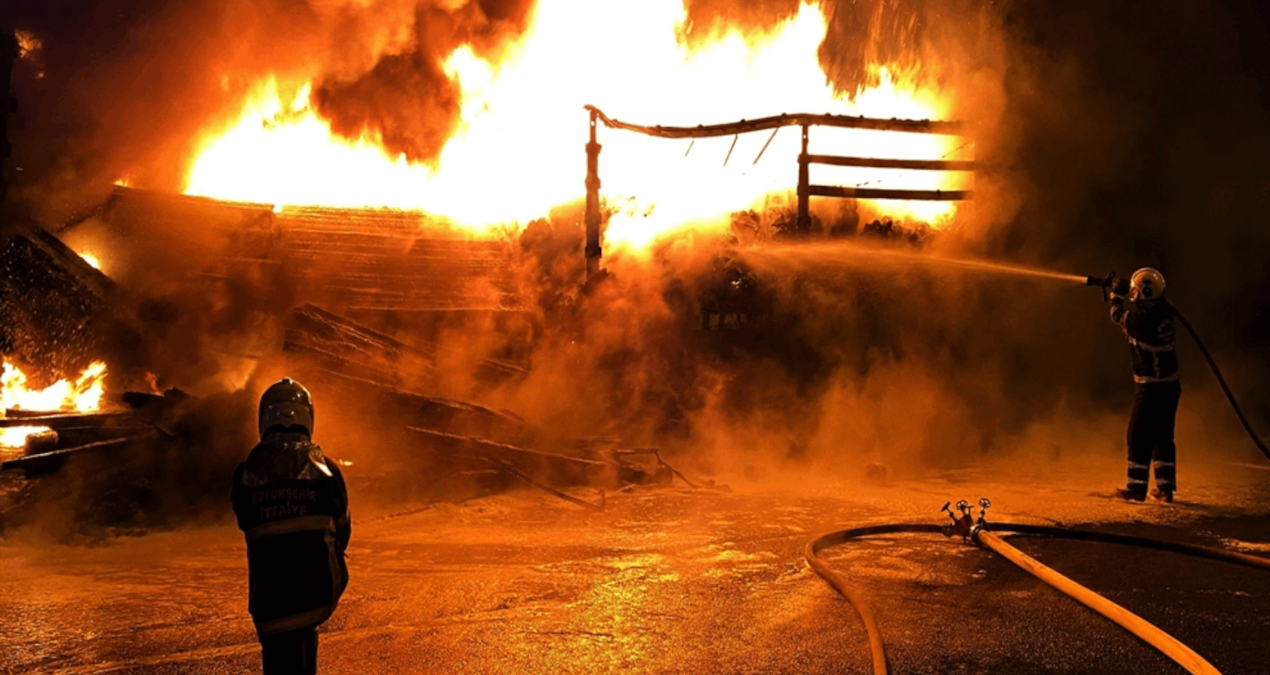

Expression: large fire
xmin=185 ymin=0 xmax=968 ymax=251
xmin=0 ymin=362 xmax=109 ymax=450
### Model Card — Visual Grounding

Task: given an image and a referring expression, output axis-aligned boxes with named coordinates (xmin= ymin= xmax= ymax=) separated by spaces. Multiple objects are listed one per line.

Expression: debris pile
xmin=0 ymin=203 xmax=696 ymax=531
xmin=0 ymin=229 xmax=115 ymax=377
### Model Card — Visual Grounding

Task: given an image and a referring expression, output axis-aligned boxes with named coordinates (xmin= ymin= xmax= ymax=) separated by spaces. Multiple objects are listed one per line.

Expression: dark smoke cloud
xmin=0 ymin=0 xmax=536 ymax=220
xmin=990 ymin=0 xmax=1270 ymax=424
xmin=681 ymin=0 xmax=998 ymax=93
xmin=313 ymin=0 xmax=536 ymax=162
xmin=2 ymin=0 xmax=321 ymax=211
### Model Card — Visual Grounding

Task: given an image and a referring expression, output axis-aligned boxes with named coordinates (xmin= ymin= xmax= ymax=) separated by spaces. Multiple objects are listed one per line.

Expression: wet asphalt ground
xmin=1 ymin=456 xmax=1269 ymax=674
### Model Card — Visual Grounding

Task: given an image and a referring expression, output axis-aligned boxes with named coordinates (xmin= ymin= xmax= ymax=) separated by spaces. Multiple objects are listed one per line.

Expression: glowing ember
xmin=14 ymin=30 xmax=41 ymax=59
xmin=0 ymin=361 xmax=109 ymax=450
xmin=78 ymin=251 xmax=102 ymax=271
xmin=185 ymin=1 xmax=968 ymax=251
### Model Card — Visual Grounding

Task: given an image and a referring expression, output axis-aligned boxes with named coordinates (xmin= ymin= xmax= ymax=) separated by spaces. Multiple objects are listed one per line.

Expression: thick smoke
xmin=0 ymin=0 xmax=537 ymax=220
xmin=313 ymin=0 xmax=537 ymax=162
xmin=680 ymin=0 xmax=1000 ymax=93
xmin=2 ymin=0 xmax=322 ymax=213
xmin=453 ymin=0 xmax=1270 ymax=481
xmin=989 ymin=0 xmax=1270 ymax=426
xmin=2 ymin=0 xmax=1269 ymax=521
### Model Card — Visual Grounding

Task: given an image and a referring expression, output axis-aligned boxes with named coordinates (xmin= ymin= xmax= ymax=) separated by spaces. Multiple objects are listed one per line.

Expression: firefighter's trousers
xmin=1126 ymin=380 xmax=1181 ymax=495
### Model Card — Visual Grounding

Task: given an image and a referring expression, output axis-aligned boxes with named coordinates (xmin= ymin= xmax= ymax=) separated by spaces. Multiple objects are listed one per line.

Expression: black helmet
xmin=259 ymin=377 xmax=314 ymax=438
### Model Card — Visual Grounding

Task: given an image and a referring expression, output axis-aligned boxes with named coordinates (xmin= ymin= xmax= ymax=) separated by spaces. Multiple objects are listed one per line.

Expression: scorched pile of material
xmin=0 ymin=187 xmax=691 ymax=535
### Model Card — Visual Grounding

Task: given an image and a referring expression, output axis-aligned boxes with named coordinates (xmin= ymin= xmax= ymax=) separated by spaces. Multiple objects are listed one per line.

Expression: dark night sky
xmin=994 ymin=1 xmax=1270 ymax=418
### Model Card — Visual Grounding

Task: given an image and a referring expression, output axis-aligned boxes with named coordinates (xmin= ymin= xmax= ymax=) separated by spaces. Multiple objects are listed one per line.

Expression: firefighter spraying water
xmin=1101 ymin=268 xmax=1180 ymax=502
xmin=1086 ymin=268 xmax=1270 ymax=489
xmin=745 ymin=242 xmax=1268 ymax=495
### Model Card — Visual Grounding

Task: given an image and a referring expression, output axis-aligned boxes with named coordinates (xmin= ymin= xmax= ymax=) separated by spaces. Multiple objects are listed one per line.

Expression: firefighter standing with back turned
xmin=233 ymin=377 xmax=351 ymax=674
xmin=1107 ymin=268 xmax=1180 ymax=502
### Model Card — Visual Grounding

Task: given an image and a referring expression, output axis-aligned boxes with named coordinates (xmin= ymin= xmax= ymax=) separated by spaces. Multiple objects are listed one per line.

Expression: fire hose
xmin=805 ymin=505 xmax=1270 ymax=675
xmin=1170 ymin=306 xmax=1270 ymax=462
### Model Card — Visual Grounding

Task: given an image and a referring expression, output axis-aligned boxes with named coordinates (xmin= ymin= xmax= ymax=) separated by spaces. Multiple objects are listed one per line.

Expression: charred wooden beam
xmin=284 ymin=303 xmax=437 ymax=388
xmin=406 ymin=427 xmax=612 ymax=468
xmin=585 ymin=108 xmax=603 ymax=284
xmin=288 ymin=303 xmax=435 ymax=359
xmin=806 ymin=155 xmax=977 ymax=172
xmin=98 ymin=187 xmax=524 ymax=314
xmin=1 ymin=432 xmax=155 ymax=478
xmin=0 ymin=412 xmax=139 ymax=429
xmin=807 ymin=185 xmax=975 ymax=201
xmin=282 ymin=341 xmax=405 ymax=389
xmin=476 ymin=453 xmax=604 ymax=511
xmin=25 ymin=426 xmax=156 ymax=454
xmin=586 ymin=105 xmax=970 ymax=138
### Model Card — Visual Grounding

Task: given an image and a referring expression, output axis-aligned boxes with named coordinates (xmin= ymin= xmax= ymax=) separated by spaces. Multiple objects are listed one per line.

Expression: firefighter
xmin=232 ymin=377 xmax=350 ymax=674
xmin=1108 ymin=268 xmax=1179 ymax=502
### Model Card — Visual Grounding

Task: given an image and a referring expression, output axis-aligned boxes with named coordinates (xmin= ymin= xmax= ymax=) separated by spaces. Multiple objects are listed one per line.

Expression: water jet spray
xmin=741 ymin=241 xmax=1268 ymax=462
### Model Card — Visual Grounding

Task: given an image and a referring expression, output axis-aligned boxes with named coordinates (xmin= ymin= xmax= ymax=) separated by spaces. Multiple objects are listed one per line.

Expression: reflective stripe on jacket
xmin=232 ymin=434 xmax=350 ymax=637
xmin=1110 ymin=295 xmax=1179 ymax=384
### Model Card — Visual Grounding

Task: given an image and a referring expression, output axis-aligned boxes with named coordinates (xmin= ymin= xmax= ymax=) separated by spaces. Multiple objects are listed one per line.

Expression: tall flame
xmin=186 ymin=1 xmax=968 ymax=250
xmin=0 ymin=361 xmax=109 ymax=450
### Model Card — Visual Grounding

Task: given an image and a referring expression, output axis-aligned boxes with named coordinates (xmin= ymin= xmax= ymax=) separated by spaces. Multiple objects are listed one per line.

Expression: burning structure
xmin=2 ymin=0 xmax=1270 ymax=673
xmin=0 ymin=0 xmax=995 ymax=508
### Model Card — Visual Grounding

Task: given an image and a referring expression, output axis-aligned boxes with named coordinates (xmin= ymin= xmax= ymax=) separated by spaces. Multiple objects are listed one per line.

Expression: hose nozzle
xmin=1086 ymin=271 xmax=1116 ymax=301
xmin=1086 ymin=271 xmax=1115 ymax=288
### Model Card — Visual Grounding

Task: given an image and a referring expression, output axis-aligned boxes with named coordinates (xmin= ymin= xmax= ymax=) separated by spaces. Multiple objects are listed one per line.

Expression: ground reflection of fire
xmin=0 ymin=361 xmax=109 ymax=450
xmin=183 ymin=0 xmax=967 ymax=251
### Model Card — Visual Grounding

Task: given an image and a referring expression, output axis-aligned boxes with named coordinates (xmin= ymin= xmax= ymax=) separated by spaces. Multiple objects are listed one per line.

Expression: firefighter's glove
xmin=1112 ymin=277 xmax=1130 ymax=297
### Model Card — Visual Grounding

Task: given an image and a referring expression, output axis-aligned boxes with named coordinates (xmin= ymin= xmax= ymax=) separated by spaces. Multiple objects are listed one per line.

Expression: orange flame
xmin=0 ymin=426 xmax=51 ymax=450
xmin=185 ymin=1 xmax=969 ymax=251
xmin=14 ymin=30 xmax=42 ymax=59
xmin=0 ymin=361 xmax=109 ymax=450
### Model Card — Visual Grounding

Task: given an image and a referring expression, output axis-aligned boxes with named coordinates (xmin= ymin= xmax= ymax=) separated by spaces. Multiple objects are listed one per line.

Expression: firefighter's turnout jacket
xmin=1110 ymin=294 xmax=1179 ymax=384
xmin=232 ymin=432 xmax=350 ymax=637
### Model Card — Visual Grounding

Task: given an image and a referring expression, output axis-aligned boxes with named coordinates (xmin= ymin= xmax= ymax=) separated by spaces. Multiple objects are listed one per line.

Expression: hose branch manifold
xmin=941 ymin=497 xmax=990 ymax=542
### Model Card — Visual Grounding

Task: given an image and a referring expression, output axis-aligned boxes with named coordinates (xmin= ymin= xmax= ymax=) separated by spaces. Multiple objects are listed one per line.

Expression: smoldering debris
xmin=0 ymin=226 xmax=116 ymax=379
xmin=0 ymin=212 xmax=696 ymax=536
xmin=285 ymin=303 xmax=438 ymax=389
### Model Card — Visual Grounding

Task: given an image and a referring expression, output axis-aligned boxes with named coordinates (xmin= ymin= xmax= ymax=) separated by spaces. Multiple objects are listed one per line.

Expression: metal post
xmin=584 ymin=110 xmax=602 ymax=284
xmin=1 ymin=30 xmax=18 ymax=204
xmin=797 ymin=124 xmax=810 ymax=234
